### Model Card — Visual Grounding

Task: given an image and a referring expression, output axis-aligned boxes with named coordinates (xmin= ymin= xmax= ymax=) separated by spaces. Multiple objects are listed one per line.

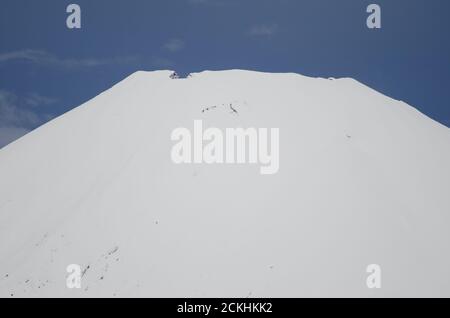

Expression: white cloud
xmin=247 ymin=24 xmax=279 ymax=37
xmin=163 ymin=39 xmax=185 ymax=52
xmin=0 ymin=91 xmax=39 ymax=127
xmin=0 ymin=90 xmax=54 ymax=148
xmin=0 ymin=49 xmax=136 ymax=69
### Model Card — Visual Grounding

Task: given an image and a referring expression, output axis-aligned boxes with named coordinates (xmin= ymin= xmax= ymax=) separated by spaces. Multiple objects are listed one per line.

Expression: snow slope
xmin=0 ymin=70 xmax=449 ymax=297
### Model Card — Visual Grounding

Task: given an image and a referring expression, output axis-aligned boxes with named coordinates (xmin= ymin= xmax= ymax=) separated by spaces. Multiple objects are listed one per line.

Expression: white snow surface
xmin=0 ymin=70 xmax=449 ymax=297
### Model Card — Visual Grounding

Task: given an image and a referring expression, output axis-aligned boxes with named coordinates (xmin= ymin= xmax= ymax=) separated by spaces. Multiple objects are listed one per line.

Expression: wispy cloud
xmin=0 ymin=49 xmax=136 ymax=69
xmin=247 ymin=24 xmax=279 ymax=37
xmin=24 ymin=93 xmax=58 ymax=108
xmin=0 ymin=90 xmax=55 ymax=148
xmin=163 ymin=39 xmax=185 ymax=53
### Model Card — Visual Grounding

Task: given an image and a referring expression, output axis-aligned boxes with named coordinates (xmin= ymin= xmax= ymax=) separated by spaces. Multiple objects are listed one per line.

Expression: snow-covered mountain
xmin=0 ymin=70 xmax=449 ymax=297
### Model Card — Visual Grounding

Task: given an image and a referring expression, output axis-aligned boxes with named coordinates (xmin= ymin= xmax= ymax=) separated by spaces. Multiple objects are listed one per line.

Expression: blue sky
xmin=0 ymin=0 xmax=449 ymax=147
